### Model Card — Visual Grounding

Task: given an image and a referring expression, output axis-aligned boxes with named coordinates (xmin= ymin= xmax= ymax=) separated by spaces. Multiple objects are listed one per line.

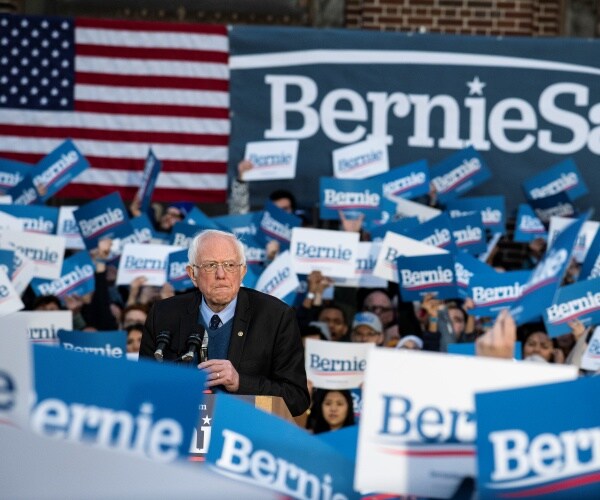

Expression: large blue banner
xmin=229 ymin=27 xmax=600 ymax=213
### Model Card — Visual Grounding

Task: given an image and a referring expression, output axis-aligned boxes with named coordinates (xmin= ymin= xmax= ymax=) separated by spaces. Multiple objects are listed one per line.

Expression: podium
xmin=189 ymin=393 xmax=296 ymax=462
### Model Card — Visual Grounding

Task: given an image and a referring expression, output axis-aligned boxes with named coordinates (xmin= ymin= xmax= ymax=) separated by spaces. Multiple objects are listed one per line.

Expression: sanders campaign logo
xmin=529 ymin=172 xmax=580 ymax=199
xmin=335 ymin=149 xmax=383 ymax=174
xmin=323 ymin=188 xmax=380 ymax=210
xmin=260 ymin=211 xmax=293 ymax=242
xmin=247 ymin=152 xmax=292 ymax=168
xmin=432 ymin=158 xmax=481 ymax=195
xmin=122 ymin=255 xmax=166 ymax=273
xmin=78 ymin=208 xmax=125 ymax=239
xmin=36 ymin=264 xmax=94 ymax=297
xmin=519 ymin=214 xmax=546 ymax=234
xmin=472 ymin=282 xmax=525 ymax=307
xmin=0 ymin=170 xmax=23 ymax=188
xmin=33 ymin=150 xmax=79 ymax=189
xmin=546 ymin=291 xmax=600 ymax=325
xmin=400 ymin=266 xmax=454 ymax=291
xmin=294 ymin=242 xmax=353 ymax=263
xmin=259 ymin=267 xmax=291 ymax=295
xmin=309 ymin=354 xmax=366 ymax=376
xmin=383 ymin=171 xmax=427 ymax=198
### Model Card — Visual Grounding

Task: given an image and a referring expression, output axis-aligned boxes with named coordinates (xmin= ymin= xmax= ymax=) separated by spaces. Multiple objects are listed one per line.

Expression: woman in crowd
xmin=306 ymin=389 xmax=355 ymax=434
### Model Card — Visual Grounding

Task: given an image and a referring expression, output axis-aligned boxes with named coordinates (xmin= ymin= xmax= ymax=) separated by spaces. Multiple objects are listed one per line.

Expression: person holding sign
xmin=140 ymin=229 xmax=310 ymax=417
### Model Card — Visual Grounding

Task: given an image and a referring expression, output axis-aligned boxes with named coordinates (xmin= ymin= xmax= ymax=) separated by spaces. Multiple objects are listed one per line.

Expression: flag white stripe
xmin=76 ymin=168 xmax=227 ymax=189
xmin=76 ymin=56 xmax=229 ymax=79
xmin=75 ymin=84 xmax=229 ymax=108
xmin=76 ymin=27 xmax=229 ymax=52
xmin=0 ymin=110 xmax=229 ymax=134
xmin=0 ymin=137 xmax=228 ymax=161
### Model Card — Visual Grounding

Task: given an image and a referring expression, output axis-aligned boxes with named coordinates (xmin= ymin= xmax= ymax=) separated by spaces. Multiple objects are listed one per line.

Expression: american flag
xmin=0 ymin=14 xmax=229 ymax=203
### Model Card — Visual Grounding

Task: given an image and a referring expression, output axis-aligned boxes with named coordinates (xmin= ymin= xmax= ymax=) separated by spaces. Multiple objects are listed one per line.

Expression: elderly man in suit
xmin=140 ymin=229 xmax=309 ymax=417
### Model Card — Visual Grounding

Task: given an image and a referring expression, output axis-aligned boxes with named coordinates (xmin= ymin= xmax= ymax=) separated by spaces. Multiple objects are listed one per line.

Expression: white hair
xmin=187 ymin=229 xmax=246 ymax=266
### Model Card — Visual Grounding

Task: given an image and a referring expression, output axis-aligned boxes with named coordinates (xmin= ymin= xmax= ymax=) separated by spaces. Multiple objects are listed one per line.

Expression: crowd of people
xmin=15 ymin=158 xmax=597 ymax=437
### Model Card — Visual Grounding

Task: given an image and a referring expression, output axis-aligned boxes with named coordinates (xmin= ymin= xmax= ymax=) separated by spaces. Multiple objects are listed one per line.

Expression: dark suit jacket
xmin=140 ymin=288 xmax=310 ymax=417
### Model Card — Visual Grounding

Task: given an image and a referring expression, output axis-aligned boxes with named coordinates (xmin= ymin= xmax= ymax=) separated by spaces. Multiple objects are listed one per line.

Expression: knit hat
xmin=396 ymin=335 xmax=424 ymax=350
xmin=352 ymin=311 xmax=382 ymax=333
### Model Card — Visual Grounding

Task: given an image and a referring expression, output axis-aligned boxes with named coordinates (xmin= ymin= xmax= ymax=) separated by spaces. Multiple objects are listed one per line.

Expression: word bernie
xmin=62 ymin=343 xmax=124 ymax=358
xmin=310 ymin=354 xmax=366 ymax=372
xmin=33 ymin=150 xmax=79 ymax=188
xmin=79 ymin=208 xmax=125 ymax=238
xmin=36 ymin=264 xmax=94 ymax=297
xmin=216 ymin=429 xmax=348 ymax=500
xmin=401 ymin=267 xmax=454 ymax=289
xmin=295 ymin=243 xmax=352 ymax=261
xmin=546 ymin=291 xmax=600 ymax=324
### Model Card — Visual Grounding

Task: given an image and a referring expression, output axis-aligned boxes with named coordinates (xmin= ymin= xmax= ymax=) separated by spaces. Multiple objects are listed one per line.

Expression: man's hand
xmin=198 ymin=359 xmax=240 ymax=392
xmin=476 ymin=309 xmax=516 ymax=359
xmin=237 ymin=160 xmax=253 ymax=181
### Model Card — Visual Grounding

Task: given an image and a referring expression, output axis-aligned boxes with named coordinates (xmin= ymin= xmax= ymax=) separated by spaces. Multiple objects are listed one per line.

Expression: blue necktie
xmin=209 ymin=314 xmax=220 ymax=330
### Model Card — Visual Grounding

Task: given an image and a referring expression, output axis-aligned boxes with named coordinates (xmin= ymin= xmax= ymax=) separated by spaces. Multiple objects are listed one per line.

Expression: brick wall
xmin=346 ymin=0 xmax=563 ymax=36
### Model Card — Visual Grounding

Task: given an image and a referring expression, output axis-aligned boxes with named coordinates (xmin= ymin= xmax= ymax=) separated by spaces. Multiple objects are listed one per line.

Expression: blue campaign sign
xmin=169 ymin=221 xmax=203 ymax=249
xmin=30 ymin=251 xmax=96 ymax=299
xmin=468 ymin=270 xmax=531 ymax=317
xmin=129 ymin=214 xmax=155 ymax=244
xmin=31 ymin=139 xmax=90 ymax=202
xmin=206 ymin=394 xmax=360 ymax=500
xmin=0 ymin=248 xmax=15 ymax=277
xmin=448 ymin=341 xmax=522 ymax=359
xmin=369 ymin=216 xmax=419 ymax=241
xmin=0 ymin=157 xmax=33 ymax=192
xmin=32 ymin=344 xmax=206 ymax=462
xmin=372 ymin=159 xmax=430 ymax=201
xmin=579 ymin=230 xmax=600 ymax=281
xmin=476 ymin=376 xmax=600 ymax=499
xmin=448 ymin=212 xmax=487 ymax=256
xmin=397 ymin=253 xmax=458 ymax=301
xmin=529 ymin=191 xmax=576 ymax=224
xmin=319 ymin=176 xmax=387 ymax=222
xmin=510 ymin=214 xmax=588 ymax=325
xmin=544 ymin=277 xmax=600 ymax=337
xmin=239 ymin=234 xmax=267 ymax=266
xmin=73 ymin=192 xmax=134 ymax=250
xmin=212 ymin=212 xmax=261 ymax=241
xmin=137 ymin=149 xmax=162 ymax=213
xmin=58 ymin=329 xmax=127 ymax=359
xmin=454 ymin=252 xmax=495 ymax=300
xmin=513 ymin=203 xmax=548 ymax=243
xmin=430 ymin=147 xmax=491 ymax=204
xmin=0 ymin=204 xmax=59 ymax=234
xmin=7 ymin=174 xmax=40 ymax=205
xmin=166 ymin=248 xmax=194 ymax=292
xmin=315 ymin=424 xmax=359 ymax=463
xmin=257 ymin=201 xmax=302 ymax=248
xmin=185 ymin=206 xmax=221 ymax=229
xmin=405 ymin=212 xmax=457 ymax=252
xmin=242 ymin=263 xmax=260 ymax=289
xmin=523 ymin=158 xmax=589 ymax=202
xmin=446 ymin=196 xmax=506 ymax=235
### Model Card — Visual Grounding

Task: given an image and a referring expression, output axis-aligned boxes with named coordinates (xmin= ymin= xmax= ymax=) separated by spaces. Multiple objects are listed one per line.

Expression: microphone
xmin=154 ymin=330 xmax=172 ymax=361
xmin=181 ymin=326 xmax=206 ymax=363
xmin=200 ymin=332 xmax=209 ymax=363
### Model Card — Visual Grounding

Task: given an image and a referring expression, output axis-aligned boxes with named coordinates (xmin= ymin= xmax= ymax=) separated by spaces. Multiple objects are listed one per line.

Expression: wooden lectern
xmin=189 ymin=393 xmax=298 ymax=462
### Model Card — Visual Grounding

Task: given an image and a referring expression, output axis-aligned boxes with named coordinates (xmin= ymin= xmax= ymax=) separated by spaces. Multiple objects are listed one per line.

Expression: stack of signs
xmin=206 ymin=394 xmax=360 ymax=499
xmin=476 ymin=376 xmax=600 ymax=499
xmin=355 ymin=349 xmax=577 ymax=499
xmin=305 ymin=338 xmax=372 ymax=389
xmin=32 ymin=345 xmax=206 ymax=462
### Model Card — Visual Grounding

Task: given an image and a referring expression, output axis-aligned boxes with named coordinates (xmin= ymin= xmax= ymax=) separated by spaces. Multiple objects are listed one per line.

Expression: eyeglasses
xmin=365 ymin=305 xmax=393 ymax=314
xmin=191 ymin=261 xmax=244 ymax=274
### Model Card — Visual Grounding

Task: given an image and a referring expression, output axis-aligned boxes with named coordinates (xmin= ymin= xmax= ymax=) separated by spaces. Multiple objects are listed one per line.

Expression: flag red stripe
xmin=74 ymin=100 xmax=229 ymax=119
xmin=0 ymin=125 xmax=229 ymax=146
xmin=76 ymin=17 xmax=228 ymax=36
xmin=75 ymin=72 xmax=229 ymax=92
xmin=59 ymin=183 xmax=227 ymax=204
xmin=76 ymin=44 xmax=229 ymax=63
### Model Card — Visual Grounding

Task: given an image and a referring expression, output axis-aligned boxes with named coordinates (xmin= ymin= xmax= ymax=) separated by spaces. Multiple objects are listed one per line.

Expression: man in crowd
xmin=140 ymin=229 xmax=310 ymax=417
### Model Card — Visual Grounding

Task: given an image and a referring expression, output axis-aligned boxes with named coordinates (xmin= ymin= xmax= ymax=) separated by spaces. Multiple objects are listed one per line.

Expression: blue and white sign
xmin=369 ymin=216 xmax=419 ymax=242
xmin=30 ymin=251 xmax=95 ymax=299
xmin=241 ymin=234 xmax=267 ymax=266
xmin=116 ymin=243 xmax=175 ymax=286
xmin=319 ymin=177 xmax=387 ymax=222
xmin=243 ymin=139 xmax=299 ymax=181
xmin=335 ymin=241 xmax=386 ymax=289
xmin=305 ymin=338 xmax=371 ymax=390
xmin=430 ymin=147 xmax=491 ymax=204
xmin=7 ymin=175 xmax=40 ymax=205
xmin=529 ymin=191 xmax=576 ymax=224
xmin=31 ymin=139 xmax=90 ymax=203
xmin=57 ymin=206 xmax=85 ymax=250
xmin=0 ymin=248 xmax=14 ymax=279
xmin=513 ymin=203 xmax=547 ymax=243
xmin=185 ymin=206 xmax=222 ymax=229
xmin=4 ymin=310 xmax=72 ymax=345
xmin=580 ymin=230 xmax=600 ymax=281
xmin=548 ymin=216 xmax=599 ymax=264
xmin=255 ymin=250 xmax=299 ymax=300
xmin=395 ymin=197 xmax=441 ymax=222
xmin=0 ymin=205 xmax=58 ymax=235
xmin=32 ymin=344 xmax=206 ymax=462
xmin=58 ymin=329 xmax=127 ymax=359
xmin=206 ymin=394 xmax=360 ymax=499
xmin=581 ymin=325 xmax=600 ymax=372
xmin=169 ymin=221 xmax=202 ymax=249
xmin=476 ymin=376 xmax=600 ymax=500
xmin=129 ymin=214 xmax=155 ymax=245
xmin=543 ymin=277 xmax=600 ymax=337
xmin=258 ymin=201 xmax=302 ymax=248
xmin=405 ymin=212 xmax=456 ymax=252
xmin=0 ymin=268 xmax=24 ymax=318
xmin=397 ymin=253 xmax=458 ymax=300
xmin=135 ymin=149 xmax=162 ymax=213
xmin=523 ymin=158 xmax=588 ymax=201
xmin=332 ymin=137 xmax=389 ymax=179
xmin=6 ymin=248 xmax=35 ymax=295
xmin=0 ymin=229 xmax=65 ymax=280
xmin=0 ymin=158 xmax=32 ymax=192
xmin=448 ymin=341 xmax=522 ymax=359
xmin=374 ymin=159 xmax=430 ymax=201
xmin=355 ymin=349 xmax=577 ymax=499
xmin=74 ymin=192 xmax=134 ymax=251
xmin=212 ymin=212 xmax=260 ymax=240
xmin=468 ymin=270 xmax=531 ymax=317
xmin=454 ymin=252 xmax=495 ymax=300
xmin=446 ymin=196 xmax=506 ymax=234
xmin=290 ymin=227 xmax=359 ymax=278
xmin=449 ymin=212 xmax=487 ymax=256
xmin=166 ymin=248 xmax=194 ymax=292
xmin=511 ymin=214 xmax=588 ymax=325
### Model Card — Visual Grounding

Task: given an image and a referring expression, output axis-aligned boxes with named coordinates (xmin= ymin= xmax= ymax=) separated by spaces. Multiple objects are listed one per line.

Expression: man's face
xmin=351 ymin=325 xmax=383 ymax=345
xmin=363 ymin=291 xmax=395 ymax=328
xmin=187 ymin=234 xmax=247 ymax=312
xmin=159 ymin=207 xmax=184 ymax=231
xmin=318 ymin=308 xmax=348 ymax=341
xmin=273 ymin=197 xmax=293 ymax=213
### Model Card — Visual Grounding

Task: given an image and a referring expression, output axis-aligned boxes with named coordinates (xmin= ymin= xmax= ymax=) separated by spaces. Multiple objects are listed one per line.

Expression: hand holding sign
xmin=476 ymin=309 xmax=516 ymax=359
